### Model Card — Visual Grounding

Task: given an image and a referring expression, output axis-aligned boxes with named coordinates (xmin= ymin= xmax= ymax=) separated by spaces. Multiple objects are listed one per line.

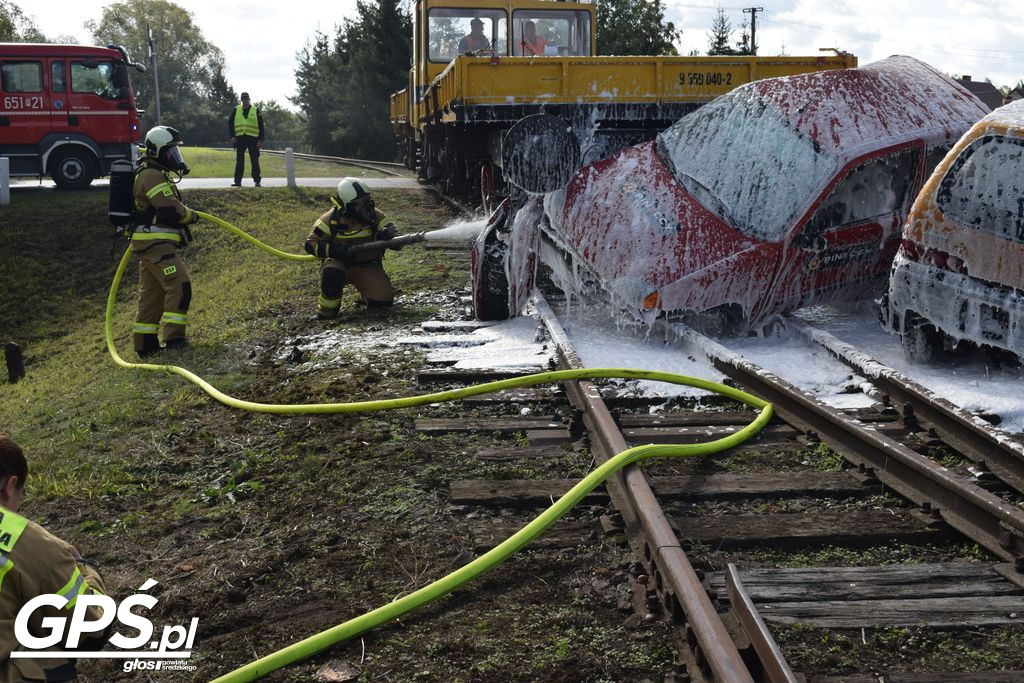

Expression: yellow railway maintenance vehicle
xmin=390 ymin=0 xmax=857 ymax=206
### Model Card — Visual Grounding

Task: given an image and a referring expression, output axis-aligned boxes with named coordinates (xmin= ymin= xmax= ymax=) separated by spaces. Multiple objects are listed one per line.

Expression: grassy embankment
xmin=171 ymin=147 xmax=392 ymax=179
xmin=1 ymin=185 xmax=680 ymax=682
xmin=0 ymin=185 xmax=450 ymax=498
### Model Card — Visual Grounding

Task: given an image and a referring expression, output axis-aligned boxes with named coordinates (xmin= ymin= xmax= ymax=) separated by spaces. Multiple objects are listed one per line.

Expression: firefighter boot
xmin=137 ymin=334 xmax=161 ymax=359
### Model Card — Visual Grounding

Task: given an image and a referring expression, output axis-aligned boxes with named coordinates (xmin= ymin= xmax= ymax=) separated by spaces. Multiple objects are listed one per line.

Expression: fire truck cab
xmin=0 ymin=43 xmax=145 ymax=190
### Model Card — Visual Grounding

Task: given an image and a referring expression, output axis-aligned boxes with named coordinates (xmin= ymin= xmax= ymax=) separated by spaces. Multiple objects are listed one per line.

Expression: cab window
xmin=70 ymin=60 xmax=120 ymax=99
xmin=937 ymin=135 xmax=1024 ymax=243
xmin=511 ymin=9 xmax=592 ymax=56
xmin=50 ymin=61 xmax=66 ymax=92
xmin=1 ymin=61 xmax=43 ymax=92
xmin=801 ymin=148 xmax=917 ymax=237
xmin=428 ymin=9 xmax=507 ymax=62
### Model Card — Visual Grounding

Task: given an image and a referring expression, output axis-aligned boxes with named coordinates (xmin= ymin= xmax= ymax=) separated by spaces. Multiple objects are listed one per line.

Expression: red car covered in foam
xmin=528 ymin=56 xmax=988 ymax=331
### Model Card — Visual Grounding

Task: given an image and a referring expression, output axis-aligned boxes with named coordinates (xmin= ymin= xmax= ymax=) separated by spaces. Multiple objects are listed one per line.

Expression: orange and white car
xmin=883 ymin=99 xmax=1024 ymax=362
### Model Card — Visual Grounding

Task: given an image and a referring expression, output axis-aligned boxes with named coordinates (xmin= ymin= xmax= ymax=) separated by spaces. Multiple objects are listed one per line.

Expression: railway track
xmin=405 ymin=287 xmax=1024 ymax=681
xmin=236 ymin=147 xmax=411 ymax=177
xmin=273 ymin=152 xmax=1024 ymax=679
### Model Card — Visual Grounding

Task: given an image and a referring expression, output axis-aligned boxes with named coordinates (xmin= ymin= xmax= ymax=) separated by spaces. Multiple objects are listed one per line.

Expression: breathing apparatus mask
xmin=161 ymin=145 xmax=190 ymax=176
xmin=348 ymin=196 xmax=376 ymax=224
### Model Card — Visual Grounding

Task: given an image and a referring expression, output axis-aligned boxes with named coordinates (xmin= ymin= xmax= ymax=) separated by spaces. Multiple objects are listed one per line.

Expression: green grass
xmin=183 ymin=147 xmax=391 ymax=178
xmin=0 ymin=186 xmax=452 ymax=499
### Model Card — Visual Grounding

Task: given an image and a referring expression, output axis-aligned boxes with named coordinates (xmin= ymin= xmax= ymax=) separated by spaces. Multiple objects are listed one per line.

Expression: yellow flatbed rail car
xmin=429 ymin=53 xmax=856 ymax=115
xmin=390 ymin=0 xmax=856 ymax=205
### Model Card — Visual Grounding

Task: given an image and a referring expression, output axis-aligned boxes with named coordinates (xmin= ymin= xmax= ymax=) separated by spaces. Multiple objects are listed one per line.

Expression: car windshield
xmin=938 ymin=134 xmax=1024 ymax=243
xmin=656 ymin=90 xmax=837 ymax=241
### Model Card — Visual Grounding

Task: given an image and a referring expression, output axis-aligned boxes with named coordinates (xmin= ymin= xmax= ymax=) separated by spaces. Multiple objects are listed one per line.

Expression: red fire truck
xmin=0 ymin=43 xmax=145 ymax=189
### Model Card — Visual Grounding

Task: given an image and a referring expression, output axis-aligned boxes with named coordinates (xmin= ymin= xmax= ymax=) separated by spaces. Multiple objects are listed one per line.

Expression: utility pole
xmin=147 ymin=24 xmax=162 ymax=125
xmin=743 ymin=6 xmax=763 ymax=55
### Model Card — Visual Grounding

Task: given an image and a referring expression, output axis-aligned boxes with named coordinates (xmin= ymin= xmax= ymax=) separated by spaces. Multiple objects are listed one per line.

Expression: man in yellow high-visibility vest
xmin=227 ymin=92 xmax=265 ymax=187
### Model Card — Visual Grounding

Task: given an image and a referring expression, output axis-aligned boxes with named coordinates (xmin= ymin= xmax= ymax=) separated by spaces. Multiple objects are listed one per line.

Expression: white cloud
xmin=666 ymin=0 xmax=1024 ymax=87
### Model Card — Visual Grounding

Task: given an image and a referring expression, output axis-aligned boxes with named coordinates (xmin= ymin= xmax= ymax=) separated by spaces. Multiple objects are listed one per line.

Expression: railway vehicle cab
xmin=883 ymin=99 xmax=1024 ymax=364
xmin=414 ymin=0 xmax=596 ymax=95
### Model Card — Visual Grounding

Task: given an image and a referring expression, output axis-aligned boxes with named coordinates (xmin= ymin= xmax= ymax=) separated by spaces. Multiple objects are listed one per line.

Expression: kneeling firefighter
xmin=130 ymin=126 xmax=198 ymax=357
xmin=304 ymin=178 xmax=401 ymax=319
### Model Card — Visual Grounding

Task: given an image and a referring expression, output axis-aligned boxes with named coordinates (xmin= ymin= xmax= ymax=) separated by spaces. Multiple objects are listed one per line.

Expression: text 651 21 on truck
xmin=0 ymin=43 xmax=146 ymax=190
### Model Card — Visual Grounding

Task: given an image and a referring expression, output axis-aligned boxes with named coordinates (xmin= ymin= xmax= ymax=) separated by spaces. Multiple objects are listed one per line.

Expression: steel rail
xmin=533 ymin=294 xmax=756 ymax=683
xmin=725 ymin=564 xmax=800 ymax=683
xmin=788 ymin=318 xmax=1024 ymax=493
xmin=226 ymin=148 xmax=408 ymax=177
xmin=671 ymin=323 xmax=1024 ymax=568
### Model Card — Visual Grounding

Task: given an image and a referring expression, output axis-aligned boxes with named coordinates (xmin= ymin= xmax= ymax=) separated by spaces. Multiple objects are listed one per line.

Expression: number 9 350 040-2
xmin=3 ymin=95 xmax=44 ymax=109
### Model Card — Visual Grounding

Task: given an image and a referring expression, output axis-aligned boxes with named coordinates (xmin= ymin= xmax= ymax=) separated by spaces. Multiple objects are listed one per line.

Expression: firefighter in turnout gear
xmin=304 ymin=178 xmax=400 ymax=318
xmin=132 ymin=125 xmax=198 ymax=357
xmin=0 ymin=435 xmax=109 ymax=682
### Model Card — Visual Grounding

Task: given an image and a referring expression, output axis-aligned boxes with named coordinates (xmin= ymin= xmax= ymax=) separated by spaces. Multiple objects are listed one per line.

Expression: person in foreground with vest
xmin=228 ymin=92 xmax=264 ymax=187
xmin=304 ymin=178 xmax=402 ymax=319
xmin=132 ymin=125 xmax=198 ymax=358
xmin=0 ymin=435 xmax=109 ymax=682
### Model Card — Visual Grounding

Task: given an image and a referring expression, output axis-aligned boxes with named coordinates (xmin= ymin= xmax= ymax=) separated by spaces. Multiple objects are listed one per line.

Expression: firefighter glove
xmin=378 ymin=223 xmax=402 ymax=249
xmin=328 ymin=243 xmax=352 ymax=261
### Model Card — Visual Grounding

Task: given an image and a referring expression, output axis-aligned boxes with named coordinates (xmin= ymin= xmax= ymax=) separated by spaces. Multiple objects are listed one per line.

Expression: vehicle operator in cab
xmin=518 ymin=20 xmax=547 ymax=55
xmin=458 ymin=18 xmax=490 ymax=53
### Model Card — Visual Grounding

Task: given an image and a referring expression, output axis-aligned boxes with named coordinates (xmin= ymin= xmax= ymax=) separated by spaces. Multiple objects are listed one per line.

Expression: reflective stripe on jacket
xmin=0 ymin=506 xmax=108 ymax=683
xmin=132 ymin=164 xmax=194 ymax=248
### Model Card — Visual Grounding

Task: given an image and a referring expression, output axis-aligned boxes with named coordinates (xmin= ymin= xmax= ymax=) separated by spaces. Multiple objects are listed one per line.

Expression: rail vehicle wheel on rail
xmin=471 ymin=197 xmax=512 ymax=320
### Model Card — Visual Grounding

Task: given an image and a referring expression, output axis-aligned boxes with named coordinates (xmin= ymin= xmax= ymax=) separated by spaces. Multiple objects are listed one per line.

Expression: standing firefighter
xmin=131 ymin=125 xmax=197 ymax=357
xmin=304 ymin=178 xmax=401 ymax=319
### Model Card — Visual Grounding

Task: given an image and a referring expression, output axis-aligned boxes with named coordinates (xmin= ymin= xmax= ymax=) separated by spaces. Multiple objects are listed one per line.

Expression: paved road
xmin=7 ymin=176 xmax=424 ymax=194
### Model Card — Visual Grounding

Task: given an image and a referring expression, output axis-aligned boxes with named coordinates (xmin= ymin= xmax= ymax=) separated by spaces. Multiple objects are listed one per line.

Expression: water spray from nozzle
xmin=422 ymin=217 xmax=489 ymax=241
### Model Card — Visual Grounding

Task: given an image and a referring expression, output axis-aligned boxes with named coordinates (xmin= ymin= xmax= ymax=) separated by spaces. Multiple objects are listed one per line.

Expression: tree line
xmin=1 ymin=0 xmax=303 ymax=148
xmin=6 ymin=0 xmax=1021 ymax=162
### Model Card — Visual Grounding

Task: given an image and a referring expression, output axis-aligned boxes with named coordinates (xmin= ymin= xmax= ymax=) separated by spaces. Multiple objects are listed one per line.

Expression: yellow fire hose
xmin=105 ymin=212 xmax=773 ymax=681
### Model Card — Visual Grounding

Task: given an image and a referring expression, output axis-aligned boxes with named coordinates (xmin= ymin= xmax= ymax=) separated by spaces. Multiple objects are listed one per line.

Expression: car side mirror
xmin=793 ymin=231 xmax=828 ymax=251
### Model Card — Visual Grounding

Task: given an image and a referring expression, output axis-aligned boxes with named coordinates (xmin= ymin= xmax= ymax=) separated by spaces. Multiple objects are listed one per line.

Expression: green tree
xmin=1 ymin=0 xmax=45 ymax=41
xmin=707 ymin=6 xmax=736 ymax=56
xmin=596 ymin=0 xmax=680 ymax=56
xmin=294 ymin=31 xmax=335 ymax=154
xmin=293 ymin=0 xmax=412 ymax=160
xmin=85 ymin=0 xmax=230 ymax=145
xmin=258 ymin=100 xmax=306 ymax=149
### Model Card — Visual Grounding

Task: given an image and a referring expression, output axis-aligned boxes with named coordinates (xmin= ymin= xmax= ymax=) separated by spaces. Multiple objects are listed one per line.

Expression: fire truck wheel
xmin=50 ymin=148 xmax=98 ymax=190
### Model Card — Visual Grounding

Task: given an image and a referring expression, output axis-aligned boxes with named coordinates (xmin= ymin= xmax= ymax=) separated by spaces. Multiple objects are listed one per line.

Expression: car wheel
xmin=50 ymin=148 xmax=97 ymax=190
xmin=901 ymin=316 xmax=943 ymax=364
xmin=472 ymin=220 xmax=511 ymax=321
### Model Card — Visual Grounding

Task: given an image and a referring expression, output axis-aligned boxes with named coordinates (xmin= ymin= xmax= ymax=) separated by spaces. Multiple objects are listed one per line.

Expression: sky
xmin=23 ymin=0 xmax=1024 ymax=110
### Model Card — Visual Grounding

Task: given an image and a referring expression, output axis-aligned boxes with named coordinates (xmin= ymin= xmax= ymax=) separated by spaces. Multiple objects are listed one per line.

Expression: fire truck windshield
xmin=70 ymin=60 xmax=126 ymax=99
